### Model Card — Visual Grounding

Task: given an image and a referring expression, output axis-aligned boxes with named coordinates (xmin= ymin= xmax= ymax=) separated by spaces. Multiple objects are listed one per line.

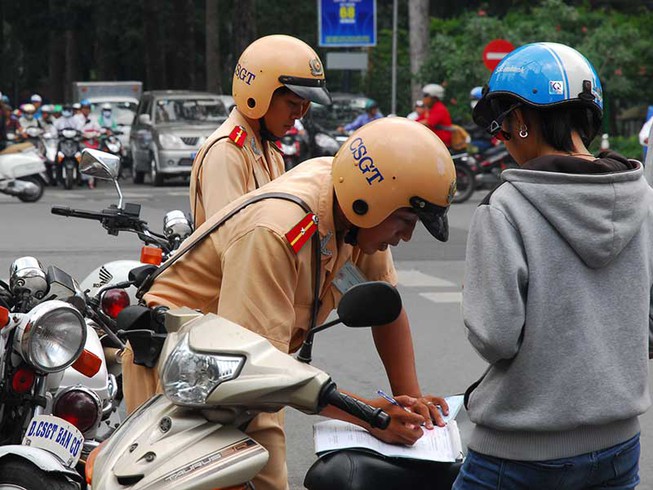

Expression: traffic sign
xmin=482 ymin=39 xmax=515 ymax=71
xmin=318 ymin=0 xmax=377 ymax=47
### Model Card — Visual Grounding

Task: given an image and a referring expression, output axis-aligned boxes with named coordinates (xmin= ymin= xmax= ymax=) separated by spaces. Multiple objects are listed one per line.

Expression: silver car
xmin=130 ymin=90 xmax=228 ymax=186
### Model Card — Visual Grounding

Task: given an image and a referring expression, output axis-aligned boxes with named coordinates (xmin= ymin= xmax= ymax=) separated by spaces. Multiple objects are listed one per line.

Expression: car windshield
xmin=308 ymin=97 xmax=369 ymax=133
xmin=90 ymin=101 xmax=137 ymax=126
xmin=154 ymin=98 xmax=227 ymax=124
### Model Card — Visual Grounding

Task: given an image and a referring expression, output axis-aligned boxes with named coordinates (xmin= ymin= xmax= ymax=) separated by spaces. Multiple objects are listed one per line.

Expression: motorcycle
xmin=86 ymin=281 xmax=402 ymax=489
xmin=450 ymin=151 xmax=477 ymax=204
xmin=57 ymin=128 xmax=83 ymax=190
xmin=0 ymin=257 xmax=103 ymax=489
xmin=471 ymin=144 xmax=518 ymax=192
xmin=100 ymin=128 xmax=125 ymax=177
xmin=52 ymin=148 xmax=192 ymax=305
xmin=0 ymin=141 xmax=47 ymax=202
xmin=280 ymin=126 xmax=305 ymax=171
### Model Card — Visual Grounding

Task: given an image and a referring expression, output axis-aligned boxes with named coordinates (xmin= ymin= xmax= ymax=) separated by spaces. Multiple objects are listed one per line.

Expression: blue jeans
xmin=452 ymin=434 xmax=640 ymax=490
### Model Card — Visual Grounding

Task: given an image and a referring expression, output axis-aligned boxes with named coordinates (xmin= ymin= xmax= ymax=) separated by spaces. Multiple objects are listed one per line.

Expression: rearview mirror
xmin=80 ymin=148 xmax=120 ymax=181
xmin=337 ymin=281 xmax=402 ymax=328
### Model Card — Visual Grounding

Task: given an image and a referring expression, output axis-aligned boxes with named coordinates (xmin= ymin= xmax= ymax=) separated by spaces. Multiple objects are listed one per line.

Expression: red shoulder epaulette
xmin=228 ymin=125 xmax=247 ymax=148
xmin=285 ymin=213 xmax=319 ymax=254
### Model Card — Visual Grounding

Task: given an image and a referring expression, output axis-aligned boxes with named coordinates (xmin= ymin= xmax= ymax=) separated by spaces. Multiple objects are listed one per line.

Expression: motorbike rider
xmin=17 ymin=103 xmax=39 ymax=132
xmin=53 ymin=104 xmax=82 ymax=132
xmin=98 ymin=103 xmax=118 ymax=132
xmin=123 ymin=117 xmax=457 ymax=490
xmin=337 ymin=99 xmax=384 ymax=134
xmin=190 ymin=34 xmax=330 ymax=227
xmin=455 ymin=42 xmax=653 ymax=489
xmin=419 ymin=83 xmax=453 ymax=148
xmin=30 ymin=94 xmax=43 ymax=119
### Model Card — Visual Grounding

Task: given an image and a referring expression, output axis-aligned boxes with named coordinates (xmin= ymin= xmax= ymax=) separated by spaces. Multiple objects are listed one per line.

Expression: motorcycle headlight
xmin=158 ymin=133 xmax=185 ymax=150
xmin=161 ymin=333 xmax=244 ymax=406
xmin=14 ymin=300 xmax=87 ymax=373
xmin=62 ymin=129 xmax=77 ymax=139
xmin=314 ymin=133 xmax=340 ymax=154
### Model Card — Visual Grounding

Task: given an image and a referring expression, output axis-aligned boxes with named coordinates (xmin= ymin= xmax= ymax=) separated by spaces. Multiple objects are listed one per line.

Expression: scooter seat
xmin=304 ymin=449 xmax=461 ymax=490
xmin=0 ymin=142 xmax=35 ymax=155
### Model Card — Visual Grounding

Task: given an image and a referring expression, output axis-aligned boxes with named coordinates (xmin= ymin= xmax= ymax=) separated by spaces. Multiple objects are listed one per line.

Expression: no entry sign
xmin=483 ymin=39 xmax=515 ymax=71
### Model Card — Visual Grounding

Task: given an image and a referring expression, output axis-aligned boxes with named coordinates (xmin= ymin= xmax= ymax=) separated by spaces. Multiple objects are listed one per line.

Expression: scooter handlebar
xmin=51 ymin=205 xmax=105 ymax=221
xmin=321 ymin=382 xmax=390 ymax=430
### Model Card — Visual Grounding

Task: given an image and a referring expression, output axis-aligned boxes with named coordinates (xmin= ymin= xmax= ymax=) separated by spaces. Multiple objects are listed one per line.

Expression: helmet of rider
xmin=472 ymin=42 xmax=603 ymax=143
xmin=332 ymin=117 xmax=456 ymax=242
xmin=232 ymin=34 xmax=331 ymax=120
xmin=21 ymin=103 xmax=36 ymax=120
xmin=30 ymin=94 xmax=42 ymax=104
xmin=53 ymin=104 xmax=62 ymax=114
xmin=72 ymin=103 xmax=81 ymax=111
xmin=80 ymin=99 xmax=92 ymax=108
xmin=422 ymin=83 xmax=445 ymax=100
xmin=364 ymin=99 xmax=379 ymax=112
xmin=41 ymin=104 xmax=54 ymax=114
xmin=469 ymin=86 xmax=483 ymax=109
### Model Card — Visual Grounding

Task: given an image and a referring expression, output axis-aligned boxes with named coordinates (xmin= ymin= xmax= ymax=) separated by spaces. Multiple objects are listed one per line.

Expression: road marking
xmin=396 ymin=269 xmax=456 ymax=287
xmin=419 ymin=292 xmax=462 ymax=304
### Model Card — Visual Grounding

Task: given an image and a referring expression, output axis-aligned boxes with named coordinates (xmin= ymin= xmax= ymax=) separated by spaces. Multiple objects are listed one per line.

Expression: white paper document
xmin=313 ymin=419 xmax=463 ymax=462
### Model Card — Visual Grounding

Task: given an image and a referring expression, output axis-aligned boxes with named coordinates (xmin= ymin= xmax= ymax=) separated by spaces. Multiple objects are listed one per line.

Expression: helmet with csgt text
xmin=332 ymin=118 xmax=456 ymax=242
xmin=232 ymin=35 xmax=331 ymax=120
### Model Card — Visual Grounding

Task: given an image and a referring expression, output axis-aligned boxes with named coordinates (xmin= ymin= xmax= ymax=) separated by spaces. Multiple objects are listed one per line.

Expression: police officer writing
xmin=190 ymin=35 xmax=330 ymax=228
xmin=123 ymin=118 xmax=457 ymax=490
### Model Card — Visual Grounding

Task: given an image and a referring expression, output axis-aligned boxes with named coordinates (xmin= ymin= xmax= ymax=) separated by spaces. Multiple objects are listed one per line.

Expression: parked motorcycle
xmin=57 ymin=128 xmax=83 ymax=190
xmin=86 ymin=281 xmax=402 ymax=489
xmin=0 ymin=141 xmax=47 ymax=202
xmin=471 ymin=144 xmax=518 ymax=192
xmin=450 ymin=151 xmax=476 ymax=204
xmin=280 ymin=126 xmax=304 ymax=171
xmin=0 ymin=258 xmax=99 ymax=489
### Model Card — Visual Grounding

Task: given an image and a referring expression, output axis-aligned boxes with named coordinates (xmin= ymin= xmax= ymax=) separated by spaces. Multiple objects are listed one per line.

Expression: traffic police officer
xmin=124 ymin=118 xmax=457 ymax=490
xmin=190 ymin=34 xmax=331 ymax=227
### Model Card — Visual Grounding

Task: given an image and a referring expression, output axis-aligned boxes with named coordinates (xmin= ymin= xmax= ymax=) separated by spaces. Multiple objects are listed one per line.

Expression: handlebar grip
xmin=51 ymin=206 xmax=105 ymax=221
xmin=51 ymin=206 xmax=73 ymax=217
xmin=321 ymin=383 xmax=390 ymax=430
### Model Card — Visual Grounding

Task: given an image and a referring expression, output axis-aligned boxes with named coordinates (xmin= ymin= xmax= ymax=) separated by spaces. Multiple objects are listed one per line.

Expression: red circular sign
xmin=483 ymin=39 xmax=515 ymax=71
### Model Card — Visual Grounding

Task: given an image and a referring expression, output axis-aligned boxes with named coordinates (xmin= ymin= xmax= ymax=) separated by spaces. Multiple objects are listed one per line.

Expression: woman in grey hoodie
xmin=454 ymin=42 xmax=653 ymax=490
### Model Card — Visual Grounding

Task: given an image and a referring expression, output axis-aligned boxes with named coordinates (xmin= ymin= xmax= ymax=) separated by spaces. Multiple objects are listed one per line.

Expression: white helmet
xmin=101 ymin=103 xmax=112 ymax=111
xmin=422 ymin=84 xmax=445 ymax=100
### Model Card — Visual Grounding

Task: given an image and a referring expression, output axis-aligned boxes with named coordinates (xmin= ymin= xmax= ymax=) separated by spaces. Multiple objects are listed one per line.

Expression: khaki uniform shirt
xmin=189 ymin=108 xmax=285 ymax=227
xmin=145 ymin=157 xmax=397 ymax=353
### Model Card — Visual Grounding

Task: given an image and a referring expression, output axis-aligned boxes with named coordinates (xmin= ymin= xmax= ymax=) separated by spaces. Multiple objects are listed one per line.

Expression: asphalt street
xmin=1 ymin=177 xmax=652 ymax=489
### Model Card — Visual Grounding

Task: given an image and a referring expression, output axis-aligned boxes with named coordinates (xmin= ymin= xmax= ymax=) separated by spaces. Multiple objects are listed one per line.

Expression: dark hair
xmin=274 ymin=86 xmax=295 ymax=97
xmin=493 ymin=96 xmax=601 ymax=151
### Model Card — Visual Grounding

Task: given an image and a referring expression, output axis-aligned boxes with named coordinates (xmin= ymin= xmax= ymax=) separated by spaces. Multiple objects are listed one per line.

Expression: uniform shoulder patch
xmin=228 ymin=125 xmax=247 ymax=148
xmin=285 ymin=213 xmax=319 ymax=254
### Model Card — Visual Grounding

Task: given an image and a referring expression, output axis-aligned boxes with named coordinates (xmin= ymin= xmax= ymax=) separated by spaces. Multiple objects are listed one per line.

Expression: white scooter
xmin=0 ymin=142 xmax=47 ymax=202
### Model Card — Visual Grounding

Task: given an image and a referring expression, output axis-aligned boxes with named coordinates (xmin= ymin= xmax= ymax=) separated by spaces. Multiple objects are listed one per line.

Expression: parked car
xmin=130 ymin=90 xmax=228 ymax=186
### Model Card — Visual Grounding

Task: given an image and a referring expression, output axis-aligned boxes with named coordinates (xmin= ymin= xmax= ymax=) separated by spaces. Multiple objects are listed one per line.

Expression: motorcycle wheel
xmin=0 ymin=457 xmax=78 ymax=490
xmin=64 ymin=168 xmax=74 ymax=190
xmin=452 ymin=163 xmax=475 ymax=204
xmin=150 ymin=155 xmax=164 ymax=187
xmin=17 ymin=176 xmax=45 ymax=203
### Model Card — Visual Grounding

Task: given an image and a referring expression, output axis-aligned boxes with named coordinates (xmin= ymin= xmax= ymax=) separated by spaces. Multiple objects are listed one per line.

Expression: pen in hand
xmin=376 ymin=389 xmax=413 ymax=414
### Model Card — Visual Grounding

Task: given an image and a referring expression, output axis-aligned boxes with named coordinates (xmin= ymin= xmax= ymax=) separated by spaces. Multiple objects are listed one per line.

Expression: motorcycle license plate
xmin=22 ymin=415 xmax=84 ymax=467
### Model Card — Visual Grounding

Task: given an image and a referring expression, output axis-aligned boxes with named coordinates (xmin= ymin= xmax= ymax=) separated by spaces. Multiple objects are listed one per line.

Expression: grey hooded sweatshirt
xmin=463 ymin=152 xmax=653 ymax=461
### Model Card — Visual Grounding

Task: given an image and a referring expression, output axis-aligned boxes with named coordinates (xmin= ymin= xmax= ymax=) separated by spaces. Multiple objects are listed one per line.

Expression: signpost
xmin=482 ymin=39 xmax=515 ymax=71
xmin=318 ymin=0 xmax=377 ymax=47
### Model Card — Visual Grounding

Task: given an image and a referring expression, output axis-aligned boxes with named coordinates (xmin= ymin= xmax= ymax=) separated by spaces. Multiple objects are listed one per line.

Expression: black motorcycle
xmin=56 ymin=128 xmax=83 ymax=189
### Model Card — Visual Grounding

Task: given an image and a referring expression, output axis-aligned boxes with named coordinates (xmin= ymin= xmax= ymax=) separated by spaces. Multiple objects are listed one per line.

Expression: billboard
xmin=318 ymin=0 xmax=377 ymax=47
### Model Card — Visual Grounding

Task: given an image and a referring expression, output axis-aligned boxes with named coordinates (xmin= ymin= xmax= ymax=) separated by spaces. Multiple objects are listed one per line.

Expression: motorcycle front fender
xmin=91 ymin=395 xmax=268 ymax=490
xmin=0 ymin=445 xmax=82 ymax=483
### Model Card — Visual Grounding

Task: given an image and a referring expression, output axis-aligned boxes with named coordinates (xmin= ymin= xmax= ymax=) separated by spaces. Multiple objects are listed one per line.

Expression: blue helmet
xmin=473 ymin=42 xmax=602 ymax=136
xmin=80 ymin=98 xmax=91 ymax=107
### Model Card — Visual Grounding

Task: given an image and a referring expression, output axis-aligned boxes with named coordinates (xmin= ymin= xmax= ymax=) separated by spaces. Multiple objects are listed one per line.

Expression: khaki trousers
xmin=121 ymin=344 xmax=289 ymax=490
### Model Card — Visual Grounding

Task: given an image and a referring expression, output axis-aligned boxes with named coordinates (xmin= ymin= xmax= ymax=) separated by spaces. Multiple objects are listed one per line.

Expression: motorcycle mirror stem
xmin=79 ymin=148 xmax=124 ymax=208
xmin=296 ymin=281 xmax=403 ymax=364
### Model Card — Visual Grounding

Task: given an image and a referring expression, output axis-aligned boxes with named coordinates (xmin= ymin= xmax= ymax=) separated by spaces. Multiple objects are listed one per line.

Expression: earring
xmin=519 ymin=124 xmax=528 ymax=138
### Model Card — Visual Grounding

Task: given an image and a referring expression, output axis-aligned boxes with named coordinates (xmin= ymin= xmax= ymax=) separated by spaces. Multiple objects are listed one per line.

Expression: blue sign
xmin=318 ymin=0 xmax=377 ymax=47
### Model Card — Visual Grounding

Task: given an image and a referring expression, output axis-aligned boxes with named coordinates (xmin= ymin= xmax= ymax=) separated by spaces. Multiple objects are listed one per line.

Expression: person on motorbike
xmin=337 ymin=99 xmax=384 ymax=134
xmin=30 ymin=94 xmax=43 ymax=119
xmin=455 ymin=42 xmax=653 ymax=490
xmin=52 ymin=104 xmax=62 ymax=120
xmin=53 ymin=104 xmax=81 ymax=132
xmin=190 ymin=35 xmax=330 ymax=227
xmin=124 ymin=117 xmax=456 ymax=490
xmin=407 ymin=100 xmax=425 ymax=121
xmin=98 ymin=103 xmax=118 ymax=132
xmin=419 ymin=83 xmax=453 ymax=148
xmin=17 ymin=103 xmax=39 ymax=132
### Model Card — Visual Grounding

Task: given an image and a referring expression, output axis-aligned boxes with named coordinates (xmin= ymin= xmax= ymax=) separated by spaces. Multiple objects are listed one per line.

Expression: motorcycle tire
xmin=64 ymin=169 xmax=74 ymax=190
xmin=0 ymin=457 xmax=78 ymax=490
xmin=17 ymin=176 xmax=45 ymax=203
xmin=452 ymin=163 xmax=475 ymax=204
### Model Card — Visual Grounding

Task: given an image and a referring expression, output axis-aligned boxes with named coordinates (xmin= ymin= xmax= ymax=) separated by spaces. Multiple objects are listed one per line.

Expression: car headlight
xmin=161 ymin=333 xmax=244 ymax=406
xmin=158 ymin=133 xmax=185 ymax=150
xmin=314 ymin=133 xmax=340 ymax=154
xmin=14 ymin=300 xmax=87 ymax=373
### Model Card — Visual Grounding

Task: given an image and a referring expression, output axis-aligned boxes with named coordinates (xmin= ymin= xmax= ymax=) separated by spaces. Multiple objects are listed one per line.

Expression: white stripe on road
xmin=419 ymin=292 xmax=462 ymax=304
xmin=396 ymin=269 xmax=456 ymax=288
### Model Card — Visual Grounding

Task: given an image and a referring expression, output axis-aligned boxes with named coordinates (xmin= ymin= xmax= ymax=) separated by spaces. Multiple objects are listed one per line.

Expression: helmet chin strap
xmin=344 ymin=226 xmax=359 ymax=246
xmin=258 ymin=117 xmax=280 ymax=142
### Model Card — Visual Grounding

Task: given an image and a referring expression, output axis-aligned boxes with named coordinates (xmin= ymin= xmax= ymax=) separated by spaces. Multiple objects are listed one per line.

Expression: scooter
xmin=86 ymin=281 xmax=400 ymax=489
xmin=57 ymin=128 xmax=83 ymax=190
xmin=0 ymin=142 xmax=47 ymax=202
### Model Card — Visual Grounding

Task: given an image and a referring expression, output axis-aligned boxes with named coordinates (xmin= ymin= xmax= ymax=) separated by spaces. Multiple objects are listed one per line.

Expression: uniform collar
xmin=229 ymin=108 xmax=283 ymax=157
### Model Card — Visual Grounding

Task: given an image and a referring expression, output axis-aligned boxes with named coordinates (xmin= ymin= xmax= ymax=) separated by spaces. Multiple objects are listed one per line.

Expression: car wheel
xmin=150 ymin=154 xmax=164 ymax=187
